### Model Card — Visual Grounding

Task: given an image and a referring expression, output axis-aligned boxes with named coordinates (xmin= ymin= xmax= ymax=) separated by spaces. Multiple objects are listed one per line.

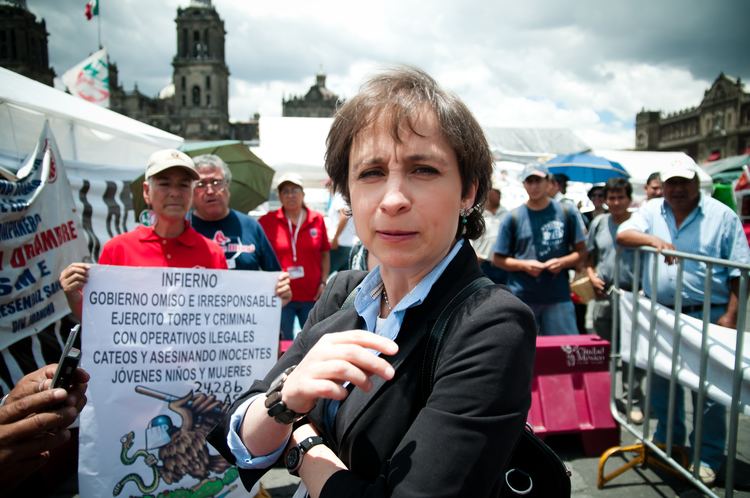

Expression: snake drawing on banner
xmin=113 ymin=386 xmax=239 ymax=498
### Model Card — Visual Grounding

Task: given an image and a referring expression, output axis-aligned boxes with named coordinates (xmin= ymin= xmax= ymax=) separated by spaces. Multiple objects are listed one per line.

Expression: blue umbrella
xmin=545 ymin=152 xmax=629 ymax=183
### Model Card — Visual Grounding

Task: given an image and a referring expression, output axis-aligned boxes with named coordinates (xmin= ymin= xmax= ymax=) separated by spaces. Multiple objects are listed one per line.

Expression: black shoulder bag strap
xmin=419 ymin=276 xmax=493 ymax=398
xmin=420 ymin=277 xmax=571 ymax=498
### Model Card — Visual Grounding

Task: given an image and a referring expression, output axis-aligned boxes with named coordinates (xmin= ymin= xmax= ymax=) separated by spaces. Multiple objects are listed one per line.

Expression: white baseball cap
xmin=660 ymin=162 xmax=699 ymax=182
xmin=145 ymin=149 xmax=199 ymax=181
xmin=276 ymin=172 xmax=304 ymax=190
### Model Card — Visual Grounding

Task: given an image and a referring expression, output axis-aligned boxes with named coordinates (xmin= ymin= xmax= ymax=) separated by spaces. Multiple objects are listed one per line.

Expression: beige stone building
xmin=282 ymin=72 xmax=340 ymax=118
xmin=636 ymin=73 xmax=750 ymax=162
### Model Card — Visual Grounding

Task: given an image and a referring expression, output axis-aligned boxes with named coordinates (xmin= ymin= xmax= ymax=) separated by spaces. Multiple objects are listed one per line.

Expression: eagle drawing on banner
xmin=114 ymin=387 xmax=233 ymax=496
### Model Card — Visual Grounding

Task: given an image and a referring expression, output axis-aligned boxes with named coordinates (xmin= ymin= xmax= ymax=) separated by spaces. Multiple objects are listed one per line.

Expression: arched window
xmin=181 ymin=76 xmax=186 ymax=90
xmin=205 ymin=75 xmax=211 ymax=90
xmin=193 ymin=31 xmax=200 ymax=58
xmin=206 ymin=94 xmax=211 ymax=107
xmin=181 ymin=29 xmax=188 ymax=57
xmin=192 ymin=86 xmax=201 ymax=107
xmin=204 ymin=29 xmax=209 ymax=56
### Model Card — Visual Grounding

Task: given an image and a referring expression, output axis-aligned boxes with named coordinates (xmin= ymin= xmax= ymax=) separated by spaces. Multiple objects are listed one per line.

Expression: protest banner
xmin=0 ymin=122 xmax=87 ymax=349
xmin=79 ymin=265 xmax=281 ymax=498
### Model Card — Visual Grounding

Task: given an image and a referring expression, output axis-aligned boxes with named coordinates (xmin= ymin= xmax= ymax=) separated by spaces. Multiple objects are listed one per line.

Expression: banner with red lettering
xmin=0 ymin=123 xmax=87 ymax=349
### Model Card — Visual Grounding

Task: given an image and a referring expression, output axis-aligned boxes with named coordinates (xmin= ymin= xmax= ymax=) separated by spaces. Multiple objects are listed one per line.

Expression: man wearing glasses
xmin=190 ymin=154 xmax=291 ymax=303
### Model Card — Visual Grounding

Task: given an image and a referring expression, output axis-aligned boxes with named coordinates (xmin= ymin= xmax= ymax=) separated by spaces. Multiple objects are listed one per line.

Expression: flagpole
xmin=97 ymin=0 xmax=102 ymax=49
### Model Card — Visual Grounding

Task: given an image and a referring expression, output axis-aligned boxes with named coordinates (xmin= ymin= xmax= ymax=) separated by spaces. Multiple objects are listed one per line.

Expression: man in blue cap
xmin=493 ymin=163 xmax=586 ymax=334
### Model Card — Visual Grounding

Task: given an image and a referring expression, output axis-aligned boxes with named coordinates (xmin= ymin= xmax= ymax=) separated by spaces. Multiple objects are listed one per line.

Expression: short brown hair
xmin=325 ymin=66 xmax=492 ymax=239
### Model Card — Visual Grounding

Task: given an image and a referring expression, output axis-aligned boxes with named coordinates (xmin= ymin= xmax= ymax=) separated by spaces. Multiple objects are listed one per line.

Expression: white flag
xmin=62 ymin=48 xmax=110 ymax=107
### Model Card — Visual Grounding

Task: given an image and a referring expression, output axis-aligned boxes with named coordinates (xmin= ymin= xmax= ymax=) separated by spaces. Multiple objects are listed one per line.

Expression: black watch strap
xmin=286 ymin=436 xmax=326 ymax=476
xmin=264 ymin=365 xmax=309 ymax=424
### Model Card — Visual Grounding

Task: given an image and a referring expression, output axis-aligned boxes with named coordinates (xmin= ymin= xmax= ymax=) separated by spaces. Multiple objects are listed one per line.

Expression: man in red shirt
xmin=259 ymin=173 xmax=330 ymax=339
xmin=60 ymin=149 xmax=227 ymax=320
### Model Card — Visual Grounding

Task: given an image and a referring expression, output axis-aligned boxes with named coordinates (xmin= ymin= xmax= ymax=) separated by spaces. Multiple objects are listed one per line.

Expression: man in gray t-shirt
xmin=585 ymin=177 xmax=643 ymax=423
xmin=585 ymin=178 xmax=635 ymax=340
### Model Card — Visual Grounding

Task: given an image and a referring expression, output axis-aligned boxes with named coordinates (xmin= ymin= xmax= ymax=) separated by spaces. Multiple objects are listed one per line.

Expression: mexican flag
xmin=84 ymin=0 xmax=99 ymax=20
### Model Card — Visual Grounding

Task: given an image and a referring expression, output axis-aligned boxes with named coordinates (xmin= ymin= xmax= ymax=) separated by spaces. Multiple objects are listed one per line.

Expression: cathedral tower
xmin=172 ymin=0 xmax=229 ymax=139
xmin=0 ymin=0 xmax=55 ymax=86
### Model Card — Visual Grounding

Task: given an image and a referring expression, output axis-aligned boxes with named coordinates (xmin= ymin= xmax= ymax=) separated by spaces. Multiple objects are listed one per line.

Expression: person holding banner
xmin=208 ymin=67 xmax=536 ymax=498
xmin=0 ymin=363 xmax=89 ymax=492
xmin=60 ymin=149 xmax=227 ymax=320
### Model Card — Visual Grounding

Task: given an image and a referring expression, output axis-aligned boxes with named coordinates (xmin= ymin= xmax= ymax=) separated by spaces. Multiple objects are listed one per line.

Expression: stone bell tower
xmin=172 ymin=0 xmax=229 ymax=139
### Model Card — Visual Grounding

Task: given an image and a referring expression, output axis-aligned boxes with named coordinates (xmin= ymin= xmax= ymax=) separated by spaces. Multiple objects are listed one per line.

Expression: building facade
xmin=636 ymin=73 xmax=750 ymax=162
xmin=109 ymin=0 xmax=241 ymax=140
xmin=282 ymin=72 xmax=340 ymax=118
xmin=0 ymin=0 xmax=54 ymax=86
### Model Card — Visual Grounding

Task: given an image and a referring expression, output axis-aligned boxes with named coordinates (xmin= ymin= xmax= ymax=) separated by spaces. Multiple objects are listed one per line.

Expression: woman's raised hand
xmin=281 ymin=331 xmax=398 ymax=415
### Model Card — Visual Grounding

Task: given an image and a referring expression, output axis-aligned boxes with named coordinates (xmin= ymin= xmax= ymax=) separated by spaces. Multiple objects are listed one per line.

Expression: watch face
xmin=286 ymin=447 xmax=301 ymax=471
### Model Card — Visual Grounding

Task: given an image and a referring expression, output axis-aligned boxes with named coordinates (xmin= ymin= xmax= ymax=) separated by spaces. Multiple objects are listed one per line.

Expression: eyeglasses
xmin=280 ymin=186 xmax=302 ymax=196
xmin=195 ymin=179 xmax=226 ymax=191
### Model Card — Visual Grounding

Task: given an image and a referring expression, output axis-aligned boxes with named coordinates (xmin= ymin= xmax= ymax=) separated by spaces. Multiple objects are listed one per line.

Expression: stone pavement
xmin=259 ymin=417 xmax=750 ymax=498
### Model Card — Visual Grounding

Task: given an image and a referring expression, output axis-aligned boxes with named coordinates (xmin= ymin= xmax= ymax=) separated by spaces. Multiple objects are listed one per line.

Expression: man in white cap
xmin=493 ymin=163 xmax=586 ymax=335
xmin=259 ymin=173 xmax=330 ymax=339
xmin=617 ymin=161 xmax=750 ymax=485
xmin=60 ymin=149 xmax=227 ymax=320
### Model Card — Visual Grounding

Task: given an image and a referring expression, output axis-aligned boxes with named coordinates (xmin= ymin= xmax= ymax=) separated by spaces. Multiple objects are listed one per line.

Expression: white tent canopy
xmin=485 ymin=127 xmax=590 ymax=163
xmin=251 ymin=116 xmax=333 ymax=188
xmin=0 ymin=67 xmax=184 ymax=261
xmin=0 ymin=66 xmax=182 ymax=172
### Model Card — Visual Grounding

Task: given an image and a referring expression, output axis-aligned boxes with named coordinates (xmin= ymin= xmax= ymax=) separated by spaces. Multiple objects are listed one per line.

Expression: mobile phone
xmin=51 ymin=324 xmax=81 ymax=390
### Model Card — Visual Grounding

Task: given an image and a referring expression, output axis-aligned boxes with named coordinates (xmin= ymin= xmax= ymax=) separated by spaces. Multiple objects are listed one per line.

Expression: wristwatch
xmin=264 ymin=365 xmax=309 ymax=425
xmin=285 ymin=436 xmax=326 ymax=476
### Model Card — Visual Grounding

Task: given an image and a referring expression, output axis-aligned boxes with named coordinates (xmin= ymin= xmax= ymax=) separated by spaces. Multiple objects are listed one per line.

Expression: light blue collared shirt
xmin=617 ymin=194 xmax=750 ymax=306
xmin=226 ymin=240 xmax=465 ymax=469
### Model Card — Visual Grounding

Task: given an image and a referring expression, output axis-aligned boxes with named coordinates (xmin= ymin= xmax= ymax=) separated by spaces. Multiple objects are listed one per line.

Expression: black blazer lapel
xmin=333 ymin=242 xmax=484 ymax=447
xmin=305 ymin=303 xmax=363 ymax=444
xmin=333 ymin=309 xmax=433 ymax=446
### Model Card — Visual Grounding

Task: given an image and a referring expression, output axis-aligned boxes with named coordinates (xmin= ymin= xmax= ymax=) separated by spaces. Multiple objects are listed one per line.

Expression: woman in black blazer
xmin=208 ymin=67 xmax=536 ymax=498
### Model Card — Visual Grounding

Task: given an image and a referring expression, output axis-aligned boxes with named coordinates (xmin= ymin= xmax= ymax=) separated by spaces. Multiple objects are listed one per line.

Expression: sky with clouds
xmin=25 ymin=0 xmax=749 ymax=149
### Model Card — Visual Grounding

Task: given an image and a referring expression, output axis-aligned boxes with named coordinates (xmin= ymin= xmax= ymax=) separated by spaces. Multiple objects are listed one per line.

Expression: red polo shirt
xmin=259 ymin=207 xmax=330 ymax=301
xmin=98 ymin=223 xmax=227 ymax=269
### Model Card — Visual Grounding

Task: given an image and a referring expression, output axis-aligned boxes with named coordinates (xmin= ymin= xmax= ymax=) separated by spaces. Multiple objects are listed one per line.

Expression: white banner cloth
xmin=79 ymin=266 xmax=280 ymax=497
xmin=0 ymin=123 xmax=87 ymax=347
xmin=619 ymin=291 xmax=750 ymax=415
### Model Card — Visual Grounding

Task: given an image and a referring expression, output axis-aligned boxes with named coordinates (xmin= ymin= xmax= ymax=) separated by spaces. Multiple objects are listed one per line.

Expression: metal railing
xmin=598 ymin=245 xmax=750 ymax=497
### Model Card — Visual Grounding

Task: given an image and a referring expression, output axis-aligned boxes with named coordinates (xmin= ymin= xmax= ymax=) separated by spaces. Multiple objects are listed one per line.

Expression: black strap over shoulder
xmin=417 ymin=275 xmax=571 ymax=498
xmin=420 ymin=277 xmax=493 ymax=399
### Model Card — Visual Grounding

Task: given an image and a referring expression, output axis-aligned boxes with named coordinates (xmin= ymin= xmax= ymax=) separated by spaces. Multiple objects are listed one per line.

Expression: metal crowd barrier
xmin=597 ymin=245 xmax=750 ymax=497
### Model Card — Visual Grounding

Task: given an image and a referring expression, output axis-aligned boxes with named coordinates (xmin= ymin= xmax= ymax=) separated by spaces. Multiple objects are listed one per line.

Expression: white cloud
xmin=26 ymin=0 xmax=747 ymax=152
